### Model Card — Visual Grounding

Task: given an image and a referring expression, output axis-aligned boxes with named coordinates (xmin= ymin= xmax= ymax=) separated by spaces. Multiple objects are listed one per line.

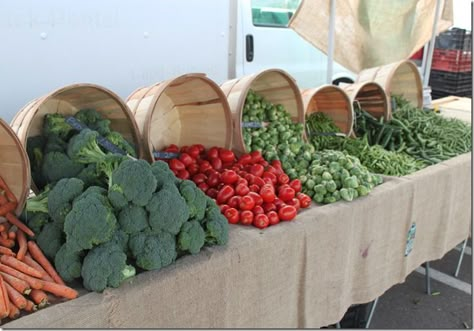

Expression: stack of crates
xmin=430 ymin=28 xmax=472 ymax=99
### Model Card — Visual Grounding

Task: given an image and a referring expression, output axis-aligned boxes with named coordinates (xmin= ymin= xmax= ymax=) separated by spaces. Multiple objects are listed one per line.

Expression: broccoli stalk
xmin=25 ymin=187 xmax=50 ymax=214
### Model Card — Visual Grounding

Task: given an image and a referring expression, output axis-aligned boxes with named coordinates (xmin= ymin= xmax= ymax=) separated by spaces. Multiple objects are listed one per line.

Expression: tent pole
xmin=327 ymin=0 xmax=336 ymax=84
xmin=423 ymin=0 xmax=443 ymax=86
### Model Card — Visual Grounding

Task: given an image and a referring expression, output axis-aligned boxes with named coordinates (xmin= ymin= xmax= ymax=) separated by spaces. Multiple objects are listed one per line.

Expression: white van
xmin=0 ymin=0 xmax=355 ymax=122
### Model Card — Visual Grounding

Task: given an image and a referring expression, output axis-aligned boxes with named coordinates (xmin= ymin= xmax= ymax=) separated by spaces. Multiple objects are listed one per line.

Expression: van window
xmin=251 ymin=0 xmax=302 ymax=27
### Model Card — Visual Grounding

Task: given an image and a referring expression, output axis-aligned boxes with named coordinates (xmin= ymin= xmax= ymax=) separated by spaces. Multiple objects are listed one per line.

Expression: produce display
xmin=158 ymin=145 xmax=312 ymax=229
xmin=0 ymin=176 xmax=78 ymax=321
xmin=19 ymin=111 xmax=229 ymax=297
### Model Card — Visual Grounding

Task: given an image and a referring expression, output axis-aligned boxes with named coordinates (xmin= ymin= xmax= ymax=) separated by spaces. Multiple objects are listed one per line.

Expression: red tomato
xmin=224 ymin=208 xmax=239 ymax=224
xmin=248 ymin=192 xmax=263 ymax=206
xmin=262 ymin=202 xmax=277 ymax=213
xmin=240 ymin=210 xmax=254 ymax=226
xmin=204 ymin=168 xmax=218 ymax=177
xmin=188 ymin=146 xmax=201 ymax=159
xmin=207 ymin=147 xmax=219 ymax=159
xmin=180 ymin=145 xmax=189 ymax=153
xmin=222 ymin=162 xmax=234 ymax=170
xmin=194 ymin=144 xmax=205 ymax=153
xmin=249 ymin=184 xmax=260 ymax=193
xmin=236 ymin=178 xmax=249 ymax=186
xmin=220 ymin=204 xmax=230 ymax=214
xmin=250 ymin=164 xmax=264 ymax=177
xmin=286 ymin=198 xmax=301 ymax=211
xmin=216 ymin=185 xmax=235 ymax=204
xmin=219 ymin=149 xmax=235 ymax=163
xmin=278 ymin=186 xmax=296 ymax=202
xmin=207 ymin=188 xmax=219 ymax=199
xmin=278 ymin=205 xmax=297 ymax=221
xmin=216 ymin=182 xmax=225 ymax=190
xmin=239 ymin=195 xmax=255 ymax=211
xmin=273 ymin=198 xmax=284 ymax=210
xmin=271 ymin=160 xmax=282 ymax=169
xmin=198 ymin=182 xmax=209 ymax=193
xmin=227 ymin=196 xmax=242 ymax=209
xmin=244 ymin=173 xmax=254 ymax=184
xmin=267 ymin=211 xmax=280 ymax=225
xmin=210 ymin=157 xmax=223 ymax=171
xmin=297 ymin=193 xmax=312 ymax=208
xmin=221 ymin=170 xmax=239 ymax=185
xmin=193 ymin=173 xmax=207 ymax=184
xmin=253 ymin=176 xmax=266 ymax=188
xmin=187 ymin=163 xmax=200 ymax=176
xmin=259 ymin=160 xmax=269 ymax=168
xmin=278 ymin=174 xmax=290 ymax=185
xmin=253 ymin=214 xmax=269 ymax=229
xmin=252 ymin=205 xmax=265 ymax=215
xmin=169 ymin=159 xmax=185 ymax=172
xmin=289 ymin=179 xmax=302 ymax=193
xmin=199 ymin=163 xmax=213 ymax=173
xmin=265 ymin=166 xmax=279 ymax=175
xmin=207 ymin=173 xmax=221 ymax=188
xmin=179 ymin=153 xmax=194 ymax=167
xmin=165 ymin=144 xmax=179 ymax=153
xmin=235 ymin=183 xmax=250 ymax=196
xmin=238 ymin=154 xmax=252 ymax=165
xmin=250 ymin=150 xmax=263 ymax=163
xmin=260 ymin=185 xmax=276 ymax=203
xmin=263 ymin=172 xmax=278 ymax=185
xmin=177 ymin=170 xmax=190 ymax=180
xmin=263 ymin=177 xmax=273 ymax=186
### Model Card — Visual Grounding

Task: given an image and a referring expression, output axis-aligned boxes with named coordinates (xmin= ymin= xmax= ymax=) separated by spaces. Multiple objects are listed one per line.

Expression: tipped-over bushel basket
xmin=10 ymin=83 xmax=142 ymax=193
xmin=127 ymin=73 xmax=233 ymax=162
xmin=220 ymin=68 xmax=305 ymax=155
xmin=0 ymin=119 xmax=31 ymax=215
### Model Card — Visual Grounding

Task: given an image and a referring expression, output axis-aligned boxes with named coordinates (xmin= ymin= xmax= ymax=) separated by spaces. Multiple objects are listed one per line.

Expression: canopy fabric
xmin=289 ymin=0 xmax=453 ymax=73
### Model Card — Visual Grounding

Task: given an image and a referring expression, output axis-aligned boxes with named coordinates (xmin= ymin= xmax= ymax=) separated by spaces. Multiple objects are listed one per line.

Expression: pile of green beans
xmin=306 ymin=112 xmax=345 ymax=150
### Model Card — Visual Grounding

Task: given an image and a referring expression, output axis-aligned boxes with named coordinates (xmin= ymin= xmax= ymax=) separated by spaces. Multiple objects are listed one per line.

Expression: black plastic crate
xmin=435 ymin=28 xmax=472 ymax=51
xmin=430 ymin=70 xmax=472 ymax=93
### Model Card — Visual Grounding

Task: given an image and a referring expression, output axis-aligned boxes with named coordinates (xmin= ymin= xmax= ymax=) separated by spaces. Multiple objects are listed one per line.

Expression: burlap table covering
xmin=4 ymin=153 xmax=471 ymax=328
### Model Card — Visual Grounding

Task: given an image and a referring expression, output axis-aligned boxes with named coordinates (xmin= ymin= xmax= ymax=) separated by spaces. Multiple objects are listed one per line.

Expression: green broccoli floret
xmin=128 ymin=231 xmax=177 ymax=271
xmin=47 ymin=178 xmax=84 ymax=224
xmin=178 ymin=220 xmax=205 ymax=255
xmin=44 ymin=135 xmax=67 ymax=154
xmin=54 ymin=243 xmax=83 ymax=283
xmin=118 ymin=204 xmax=149 ymax=235
xmin=36 ymin=222 xmax=65 ymax=260
xmin=201 ymin=200 xmax=229 ymax=246
xmin=43 ymin=113 xmax=73 ymax=140
xmin=147 ymin=183 xmax=189 ymax=235
xmin=73 ymin=186 xmax=110 ymax=207
xmin=150 ymin=161 xmax=180 ymax=190
xmin=178 ymin=180 xmax=207 ymax=222
xmin=106 ymin=131 xmax=137 ymax=157
xmin=67 ymin=129 xmax=107 ymax=164
xmin=81 ymin=242 xmax=136 ymax=292
xmin=96 ymin=154 xmax=127 ymax=186
xmin=26 ymin=136 xmax=45 ymax=171
xmin=64 ymin=193 xmax=117 ymax=252
xmin=110 ymin=229 xmax=130 ymax=254
xmin=74 ymin=109 xmax=111 ymax=136
xmin=108 ymin=159 xmax=157 ymax=209
xmin=76 ymin=163 xmax=103 ymax=188
xmin=41 ymin=151 xmax=84 ymax=183
xmin=23 ymin=212 xmax=50 ymax=235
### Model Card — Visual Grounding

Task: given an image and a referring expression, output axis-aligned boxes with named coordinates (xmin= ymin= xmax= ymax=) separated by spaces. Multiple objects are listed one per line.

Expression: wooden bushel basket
xmin=220 ymin=69 xmax=305 ymax=155
xmin=356 ymin=60 xmax=423 ymax=111
xmin=10 ymin=83 xmax=142 ymax=193
xmin=127 ymin=73 xmax=233 ymax=162
xmin=301 ymin=85 xmax=353 ymax=136
xmin=0 ymin=119 xmax=31 ymax=215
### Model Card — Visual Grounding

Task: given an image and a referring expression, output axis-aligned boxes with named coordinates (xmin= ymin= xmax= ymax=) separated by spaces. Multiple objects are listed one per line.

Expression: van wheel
xmin=332 ymin=77 xmax=354 ymax=86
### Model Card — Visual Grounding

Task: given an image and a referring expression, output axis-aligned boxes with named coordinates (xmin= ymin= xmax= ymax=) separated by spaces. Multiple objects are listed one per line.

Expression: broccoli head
xmin=108 ymin=159 xmax=157 ymax=208
xmin=43 ymin=113 xmax=73 ymax=140
xmin=128 ymin=231 xmax=177 ymax=271
xmin=118 ymin=204 xmax=149 ymax=235
xmin=64 ymin=192 xmax=117 ymax=252
xmin=26 ymin=136 xmax=45 ymax=171
xmin=147 ymin=183 xmax=189 ymax=235
xmin=23 ymin=212 xmax=50 ymax=235
xmin=81 ymin=242 xmax=136 ymax=292
xmin=44 ymin=135 xmax=67 ymax=154
xmin=76 ymin=163 xmax=104 ymax=188
xmin=36 ymin=222 xmax=65 ymax=260
xmin=150 ymin=161 xmax=180 ymax=190
xmin=74 ymin=109 xmax=111 ymax=136
xmin=67 ymin=129 xmax=107 ymax=164
xmin=48 ymin=178 xmax=84 ymax=224
xmin=178 ymin=220 xmax=205 ymax=255
xmin=178 ymin=180 xmax=207 ymax=222
xmin=201 ymin=200 xmax=229 ymax=246
xmin=54 ymin=243 xmax=83 ymax=283
xmin=106 ymin=131 xmax=137 ymax=157
xmin=41 ymin=151 xmax=84 ymax=183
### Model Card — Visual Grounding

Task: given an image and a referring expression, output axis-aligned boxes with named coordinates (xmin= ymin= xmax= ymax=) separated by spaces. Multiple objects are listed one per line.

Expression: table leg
xmin=425 ymin=262 xmax=431 ymax=295
xmin=454 ymin=239 xmax=468 ymax=278
xmin=365 ymin=298 xmax=378 ymax=328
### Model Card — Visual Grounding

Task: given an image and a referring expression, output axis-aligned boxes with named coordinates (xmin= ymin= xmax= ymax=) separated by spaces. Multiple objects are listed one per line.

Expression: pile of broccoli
xmin=26 ymin=109 xmax=138 ymax=190
xmin=21 ymin=153 xmax=229 ymax=293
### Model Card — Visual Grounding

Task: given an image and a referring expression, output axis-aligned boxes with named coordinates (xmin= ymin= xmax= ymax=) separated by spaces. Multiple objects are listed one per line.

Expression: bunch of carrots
xmin=0 ymin=176 xmax=77 ymax=321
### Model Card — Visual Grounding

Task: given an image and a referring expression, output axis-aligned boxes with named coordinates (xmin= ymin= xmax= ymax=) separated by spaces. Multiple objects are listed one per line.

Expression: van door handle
xmin=246 ymin=34 xmax=254 ymax=62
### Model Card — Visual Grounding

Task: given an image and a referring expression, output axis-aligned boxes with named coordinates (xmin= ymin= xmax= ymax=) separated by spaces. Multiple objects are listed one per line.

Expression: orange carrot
xmin=0 ymin=255 xmax=44 ymax=278
xmin=0 ymin=203 xmax=17 ymax=217
xmin=0 ymin=246 xmax=15 ymax=257
xmin=8 ymin=231 xmax=16 ymax=240
xmin=40 ymin=281 xmax=78 ymax=300
xmin=8 ymin=301 xmax=19 ymax=319
xmin=24 ymin=299 xmax=37 ymax=312
xmin=16 ymin=229 xmax=27 ymax=261
xmin=0 ymin=195 xmax=7 ymax=206
xmin=5 ymin=212 xmax=34 ymax=237
xmin=23 ymin=254 xmax=54 ymax=282
xmin=27 ymin=241 xmax=64 ymax=285
xmin=30 ymin=289 xmax=49 ymax=308
xmin=0 ymin=224 xmax=5 ymax=232
xmin=0 ymin=176 xmax=17 ymax=204
xmin=0 ymin=237 xmax=15 ymax=248
xmin=4 ymin=282 xmax=27 ymax=309
xmin=0 ymin=272 xmax=31 ymax=295
xmin=0 ymin=264 xmax=43 ymax=290
xmin=0 ymin=231 xmax=7 ymax=241
xmin=0 ymin=275 xmax=9 ymax=318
